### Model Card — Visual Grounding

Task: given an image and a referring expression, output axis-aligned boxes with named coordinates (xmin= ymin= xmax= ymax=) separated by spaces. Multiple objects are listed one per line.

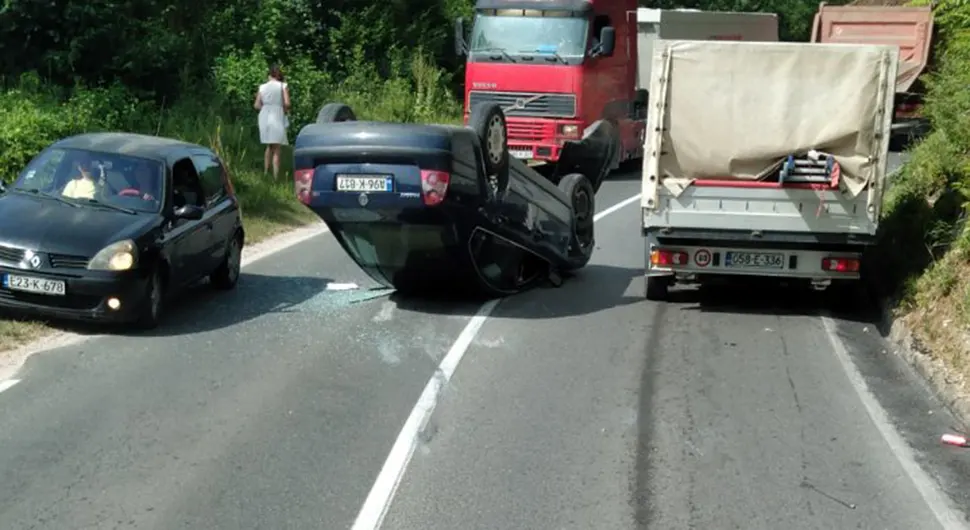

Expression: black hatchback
xmin=0 ymin=132 xmax=244 ymax=329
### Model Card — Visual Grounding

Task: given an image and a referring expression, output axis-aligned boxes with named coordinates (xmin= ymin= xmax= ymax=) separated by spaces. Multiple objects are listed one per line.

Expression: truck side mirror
xmin=600 ymin=26 xmax=615 ymax=56
xmin=455 ymin=17 xmax=467 ymax=56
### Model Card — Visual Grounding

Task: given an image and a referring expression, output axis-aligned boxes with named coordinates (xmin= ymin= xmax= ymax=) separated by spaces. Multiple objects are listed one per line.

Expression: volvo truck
xmin=453 ymin=1 xmax=779 ymax=173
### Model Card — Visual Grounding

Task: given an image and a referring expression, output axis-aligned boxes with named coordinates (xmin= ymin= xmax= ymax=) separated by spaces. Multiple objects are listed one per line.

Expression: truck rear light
xmin=294 ymin=169 xmax=314 ymax=204
xmin=821 ymin=257 xmax=860 ymax=272
xmin=651 ymin=249 xmax=688 ymax=266
xmin=420 ymin=169 xmax=450 ymax=206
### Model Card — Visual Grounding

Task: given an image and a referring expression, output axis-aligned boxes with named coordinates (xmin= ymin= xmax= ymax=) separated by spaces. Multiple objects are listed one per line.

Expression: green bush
xmin=875 ymin=0 xmax=970 ymax=307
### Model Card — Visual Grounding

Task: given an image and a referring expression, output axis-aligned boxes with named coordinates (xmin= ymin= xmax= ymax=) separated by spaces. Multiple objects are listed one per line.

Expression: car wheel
xmin=558 ymin=173 xmax=595 ymax=270
xmin=469 ymin=102 xmax=510 ymax=198
xmin=317 ymin=103 xmax=356 ymax=123
xmin=645 ymin=275 xmax=669 ymax=301
xmin=135 ymin=269 xmax=164 ymax=330
xmin=210 ymin=233 xmax=242 ymax=290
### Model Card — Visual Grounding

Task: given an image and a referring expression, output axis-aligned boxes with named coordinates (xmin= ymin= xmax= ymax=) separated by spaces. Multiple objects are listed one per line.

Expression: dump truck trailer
xmin=810 ymin=2 xmax=934 ymax=149
xmin=641 ymin=39 xmax=898 ymax=300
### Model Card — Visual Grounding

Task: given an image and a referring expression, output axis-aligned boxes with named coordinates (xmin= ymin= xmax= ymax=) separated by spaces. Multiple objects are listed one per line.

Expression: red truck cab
xmin=455 ymin=0 xmax=644 ymax=167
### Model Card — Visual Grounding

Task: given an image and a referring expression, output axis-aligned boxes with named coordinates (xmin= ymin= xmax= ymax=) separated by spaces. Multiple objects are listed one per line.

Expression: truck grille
xmin=469 ymin=91 xmax=576 ymax=118
xmin=0 ymin=244 xmax=26 ymax=265
xmin=507 ymin=121 xmax=547 ymax=141
xmin=49 ymin=253 xmax=89 ymax=269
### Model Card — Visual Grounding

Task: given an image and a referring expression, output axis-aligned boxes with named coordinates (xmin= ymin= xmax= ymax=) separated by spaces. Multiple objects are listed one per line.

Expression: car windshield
xmin=470 ymin=12 xmax=589 ymax=58
xmin=12 ymin=147 xmax=165 ymax=213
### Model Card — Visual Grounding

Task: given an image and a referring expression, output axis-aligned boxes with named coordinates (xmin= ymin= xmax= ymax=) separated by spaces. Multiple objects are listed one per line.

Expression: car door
xmin=164 ymin=157 xmax=211 ymax=287
xmin=190 ymin=150 xmax=239 ymax=268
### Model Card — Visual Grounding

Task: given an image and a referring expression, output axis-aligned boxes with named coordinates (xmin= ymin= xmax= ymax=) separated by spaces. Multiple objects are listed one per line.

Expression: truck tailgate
xmin=642 ymin=185 xmax=876 ymax=236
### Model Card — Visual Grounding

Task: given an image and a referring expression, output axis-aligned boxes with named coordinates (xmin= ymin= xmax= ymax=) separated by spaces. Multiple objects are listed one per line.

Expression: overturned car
xmin=293 ymin=103 xmax=615 ymax=296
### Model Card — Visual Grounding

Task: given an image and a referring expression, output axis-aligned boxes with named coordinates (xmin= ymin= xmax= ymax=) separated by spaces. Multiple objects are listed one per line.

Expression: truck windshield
xmin=470 ymin=14 xmax=588 ymax=59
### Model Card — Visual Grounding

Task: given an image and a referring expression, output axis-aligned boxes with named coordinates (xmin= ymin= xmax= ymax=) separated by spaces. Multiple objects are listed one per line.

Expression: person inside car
xmin=118 ymin=162 xmax=158 ymax=202
xmin=61 ymin=154 xmax=99 ymax=200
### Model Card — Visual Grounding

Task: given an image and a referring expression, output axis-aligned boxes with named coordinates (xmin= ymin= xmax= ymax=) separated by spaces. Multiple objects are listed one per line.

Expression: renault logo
xmin=22 ymin=250 xmax=41 ymax=269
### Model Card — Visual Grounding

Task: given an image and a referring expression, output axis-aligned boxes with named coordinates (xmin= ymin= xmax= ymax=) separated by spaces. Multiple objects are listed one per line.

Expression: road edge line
xmin=821 ymin=314 xmax=968 ymax=530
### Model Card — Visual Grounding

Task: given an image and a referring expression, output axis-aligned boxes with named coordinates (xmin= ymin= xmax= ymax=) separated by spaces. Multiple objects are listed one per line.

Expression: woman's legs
xmin=264 ymin=144 xmax=273 ymax=174
xmin=271 ymin=144 xmax=282 ymax=178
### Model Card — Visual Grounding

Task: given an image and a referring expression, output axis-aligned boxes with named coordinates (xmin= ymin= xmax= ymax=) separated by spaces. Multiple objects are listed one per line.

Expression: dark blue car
xmin=293 ymin=102 xmax=615 ymax=296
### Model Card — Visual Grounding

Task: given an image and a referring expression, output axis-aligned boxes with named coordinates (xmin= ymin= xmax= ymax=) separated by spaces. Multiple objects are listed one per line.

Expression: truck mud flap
xmin=550 ymin=119 xmax=616 ymax=193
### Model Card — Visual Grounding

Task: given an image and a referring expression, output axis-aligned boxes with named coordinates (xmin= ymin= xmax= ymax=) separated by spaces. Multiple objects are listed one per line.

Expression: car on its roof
xmin=0 ymin=132 xmax=244 ymax=328
xmin=294 ymin=102 xmax=615 ymax=296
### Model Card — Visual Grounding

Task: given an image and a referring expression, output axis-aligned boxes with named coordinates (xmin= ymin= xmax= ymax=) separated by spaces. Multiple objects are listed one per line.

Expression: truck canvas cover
xmin=642 ymin=39 xmax=898 ymax=201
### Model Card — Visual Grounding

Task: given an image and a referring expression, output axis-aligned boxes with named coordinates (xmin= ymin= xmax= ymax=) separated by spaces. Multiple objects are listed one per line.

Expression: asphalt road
xmin=3 ymin=150 xmax=969 ymax=530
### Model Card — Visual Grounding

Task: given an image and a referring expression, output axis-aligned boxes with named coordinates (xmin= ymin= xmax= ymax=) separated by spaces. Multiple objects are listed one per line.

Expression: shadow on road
xmin=671 ymin=280 xmax=879 ymax=327
xmin=20 ymin=273 xmax=334 ymax=338
xmin=390 ymin=263 xmax=643 ymax=319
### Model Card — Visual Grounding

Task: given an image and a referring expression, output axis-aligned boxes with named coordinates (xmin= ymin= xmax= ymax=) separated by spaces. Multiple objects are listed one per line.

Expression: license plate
xmin=3 ymin=274 xmax=66 ymax=295
xmin=724 ymin=251 xmax=784 ymax=269
xmin=510 ymin=150 xmax=532 ymax=159
xmin=335 ymin=174 xmax=393 ymax=192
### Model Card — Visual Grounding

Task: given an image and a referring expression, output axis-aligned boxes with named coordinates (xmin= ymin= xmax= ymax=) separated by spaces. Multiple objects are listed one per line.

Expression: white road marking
xmin=325 ymin=282 xmax=359 ymax=291
xmin=351 ymin=193 xmax=642 ymax=530
xmin=0 ymin=222 xmax=332 ymax=382
xmin=0 ymin=379 xmax=20 ymax=394
xmin=820 ymin=315 xmax=969 ymax=530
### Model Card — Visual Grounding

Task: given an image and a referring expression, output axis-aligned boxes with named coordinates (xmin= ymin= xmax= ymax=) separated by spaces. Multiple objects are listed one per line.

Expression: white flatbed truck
xmin=640 ymin=39 xmax=898 ymax=300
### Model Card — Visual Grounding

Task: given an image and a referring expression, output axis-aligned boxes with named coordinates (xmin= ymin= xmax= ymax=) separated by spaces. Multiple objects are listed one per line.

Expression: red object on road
xmin=940 ymin=433 xmax=969 ymax=447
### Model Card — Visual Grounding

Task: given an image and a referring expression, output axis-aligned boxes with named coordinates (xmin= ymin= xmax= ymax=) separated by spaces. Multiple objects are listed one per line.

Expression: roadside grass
xmin=869 ymin=0 xmax=970 ymax=398
xmin=0 ymin=51 xmax=462 ymax=353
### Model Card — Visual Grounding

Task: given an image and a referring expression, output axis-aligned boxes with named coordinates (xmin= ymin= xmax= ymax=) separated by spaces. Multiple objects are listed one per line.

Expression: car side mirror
xmin=599 ymin=27 xmax=615 ymax=57
xmin=454 ymin=17 xmax=467 ymax=56
xmin=174 ymin=204 xmax=204 ymax=220
xmin=0 ymin=181 xmax=5 ymax=193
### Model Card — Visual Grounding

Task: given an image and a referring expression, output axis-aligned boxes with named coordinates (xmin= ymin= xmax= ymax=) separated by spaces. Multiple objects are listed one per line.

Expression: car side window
xmin=171 ymin=158 xmax=205 ymax=210
xmin=191 ymin=154 xmax=227 ymax=207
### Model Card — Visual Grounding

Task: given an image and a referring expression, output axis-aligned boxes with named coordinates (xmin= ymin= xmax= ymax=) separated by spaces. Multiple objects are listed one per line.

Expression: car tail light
xmin=821 ymin=257 xmax=860 ymax=273
xmin=420 ymin=169 xmax=450 ymax=206
xmin=650 ymin=249 xmax=688 ymax=266
xmin=294 ymin=169 xmax=314 ymax=205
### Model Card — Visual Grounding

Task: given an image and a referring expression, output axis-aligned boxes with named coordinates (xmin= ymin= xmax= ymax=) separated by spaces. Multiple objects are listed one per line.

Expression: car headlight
xmin=87 ymin=239 xmax=137 ymax=271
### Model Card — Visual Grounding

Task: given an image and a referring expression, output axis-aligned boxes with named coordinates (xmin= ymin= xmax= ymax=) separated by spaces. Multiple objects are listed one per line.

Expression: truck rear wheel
xmin=317 ymin=103 xmax=356 ymax=123
xmin=469 ymin=103 xmax=510 ymax=197
xmin=646 ymin=275 xmax=669 ymax=301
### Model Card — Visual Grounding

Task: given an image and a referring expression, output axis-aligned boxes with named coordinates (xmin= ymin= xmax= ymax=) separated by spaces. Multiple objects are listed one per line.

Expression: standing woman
xmin=253 ymin=64 xmax=291 ymax=178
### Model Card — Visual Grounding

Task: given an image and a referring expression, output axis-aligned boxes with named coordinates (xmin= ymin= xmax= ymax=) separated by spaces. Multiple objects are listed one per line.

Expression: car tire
xmin=645 ymin=275 xmax=668 ymax=301
xmin=469 ymin=102 xmax=510 ymax=198
xmin=135 ymin=269 xmax=164 ymax=330
xmin=210 ymin=232 xmax=242 ymax=290
xmin=316 ymin=103 xmax=356 ymax=123
xmin=558 ymin=173 xmax=595 ymax=270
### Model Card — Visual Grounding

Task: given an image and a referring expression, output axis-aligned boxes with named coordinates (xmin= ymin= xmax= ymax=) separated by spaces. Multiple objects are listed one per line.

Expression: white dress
xmin=258 ymin=79 xmax=288 ymax=145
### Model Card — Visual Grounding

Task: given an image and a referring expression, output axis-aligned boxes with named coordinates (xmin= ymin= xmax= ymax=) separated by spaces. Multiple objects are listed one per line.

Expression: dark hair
xmin=268 ymin=64 xmax=284 ymax=81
